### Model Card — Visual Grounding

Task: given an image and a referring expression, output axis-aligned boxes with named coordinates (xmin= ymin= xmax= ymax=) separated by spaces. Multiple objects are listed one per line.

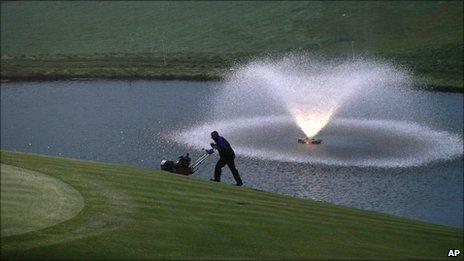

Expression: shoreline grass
xmin=1 ymin=1 xmax=462 ymax=92
xmin=1 ymin=56 xmax=462 ymax=93
xmin=1 ymin=149 xmax=462 ymax=260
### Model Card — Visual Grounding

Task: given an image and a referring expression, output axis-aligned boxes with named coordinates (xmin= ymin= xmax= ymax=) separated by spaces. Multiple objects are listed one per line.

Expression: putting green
xmin=1 ymin=164 xmax=84 ymax=237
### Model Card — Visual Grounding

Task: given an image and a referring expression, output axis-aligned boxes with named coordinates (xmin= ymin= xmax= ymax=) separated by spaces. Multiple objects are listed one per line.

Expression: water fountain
xmin=173 ymin=54 xmax=463 ymax=168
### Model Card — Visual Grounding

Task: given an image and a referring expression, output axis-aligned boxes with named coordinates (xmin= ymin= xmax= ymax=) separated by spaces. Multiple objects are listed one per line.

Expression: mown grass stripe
xmin=0 ymin=150 xmax=462 ymax=259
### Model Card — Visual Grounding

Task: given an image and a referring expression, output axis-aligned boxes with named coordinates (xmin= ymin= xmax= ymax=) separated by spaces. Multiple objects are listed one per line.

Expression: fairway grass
xmin=1 ymin=1 xmax=462 ymax=90
xmin=0 ymin=150 xmax=462 ymax=260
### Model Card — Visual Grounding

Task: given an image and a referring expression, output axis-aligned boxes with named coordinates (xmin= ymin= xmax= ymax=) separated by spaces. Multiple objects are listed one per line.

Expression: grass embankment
xmin=1 ymin=1 xmax=462 ymax=91
xmin=1 ymin=150 xmax=462 ymax=260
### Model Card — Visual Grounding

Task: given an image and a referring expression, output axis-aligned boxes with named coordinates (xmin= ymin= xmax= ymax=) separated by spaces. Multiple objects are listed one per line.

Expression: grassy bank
xmin=1 ymin=1 xmax=462 ymax=90
xmin=1 ymin=150 xmax=462 ymax=259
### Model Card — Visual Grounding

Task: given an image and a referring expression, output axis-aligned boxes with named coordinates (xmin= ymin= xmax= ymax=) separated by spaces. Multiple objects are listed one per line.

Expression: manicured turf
xmin=1 ymin=1 xmax=462 ymax=90
xmin=0 ymin=164 xmax=84 ymax=237
xmin=0 ymin=150 xmax=462 ymax=260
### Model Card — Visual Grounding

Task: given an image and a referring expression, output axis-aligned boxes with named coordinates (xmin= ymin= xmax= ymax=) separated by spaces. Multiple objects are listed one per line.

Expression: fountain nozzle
xmin=298 ymin=137 xmax=322 ymax=145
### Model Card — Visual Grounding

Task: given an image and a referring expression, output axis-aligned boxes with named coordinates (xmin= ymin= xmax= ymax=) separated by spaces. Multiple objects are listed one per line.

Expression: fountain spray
xmin=222 ymin=54 xmax=409 ymax=141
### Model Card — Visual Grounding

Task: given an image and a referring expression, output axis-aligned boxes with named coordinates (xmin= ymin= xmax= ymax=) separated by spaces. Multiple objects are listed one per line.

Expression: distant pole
xmin=161 ymin=36 xmax=167 ymax=66
xmin=351 ymin=41 xmax=355 ymax=60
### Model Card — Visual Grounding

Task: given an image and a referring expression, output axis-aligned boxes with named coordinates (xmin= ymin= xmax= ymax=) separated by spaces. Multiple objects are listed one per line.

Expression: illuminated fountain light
xmin=220 ymin=55 xmax=410 ymax=138
xmin=292 ymin=107 xmax=334 ymax=138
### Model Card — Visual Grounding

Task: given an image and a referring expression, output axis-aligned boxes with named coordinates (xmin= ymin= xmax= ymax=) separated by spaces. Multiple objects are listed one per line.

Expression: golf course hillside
xmin=1 ymin=1 xmax=462 ymax=90
xmin=1 ymin=164 xmax=84 ymax=238
xmin=1 ymin=150 xmax=462 ymax=260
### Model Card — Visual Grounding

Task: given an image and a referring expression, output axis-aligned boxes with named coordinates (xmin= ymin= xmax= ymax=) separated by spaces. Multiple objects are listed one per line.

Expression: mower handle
xmin=190 ymin=149 xmax=213 ymax=173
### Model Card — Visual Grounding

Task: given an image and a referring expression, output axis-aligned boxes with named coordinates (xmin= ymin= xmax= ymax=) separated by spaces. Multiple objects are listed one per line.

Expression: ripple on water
xmin=172 ymin=116 xmax=463 ymax=168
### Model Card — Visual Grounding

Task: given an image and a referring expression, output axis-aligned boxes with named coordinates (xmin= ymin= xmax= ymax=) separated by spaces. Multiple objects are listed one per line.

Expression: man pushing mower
xmin=210 ymin=131 xmax=243 ymax=186
xmin=160 ymin=131 xmax=243 ymax=186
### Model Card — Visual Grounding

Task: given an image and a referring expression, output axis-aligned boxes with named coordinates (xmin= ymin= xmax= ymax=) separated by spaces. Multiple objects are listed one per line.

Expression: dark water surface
xmin=1 ymin=80 xmax=463 ymax=227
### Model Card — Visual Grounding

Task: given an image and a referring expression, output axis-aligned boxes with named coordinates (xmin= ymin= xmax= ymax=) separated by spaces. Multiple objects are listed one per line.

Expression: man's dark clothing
xmin=215 ymin=136 xmax=234 ymax=158
xmin=213 ymin=136 xmax=243 ymax=185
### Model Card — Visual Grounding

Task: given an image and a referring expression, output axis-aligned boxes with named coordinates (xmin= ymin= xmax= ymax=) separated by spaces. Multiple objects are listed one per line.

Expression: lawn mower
xmin=160 ymin=147 xmax=214 ymax=175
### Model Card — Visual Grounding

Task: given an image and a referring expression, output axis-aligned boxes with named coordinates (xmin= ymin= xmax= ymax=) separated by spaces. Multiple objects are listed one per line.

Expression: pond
xmin=1 ymin=80 xmax=463 ymax=228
